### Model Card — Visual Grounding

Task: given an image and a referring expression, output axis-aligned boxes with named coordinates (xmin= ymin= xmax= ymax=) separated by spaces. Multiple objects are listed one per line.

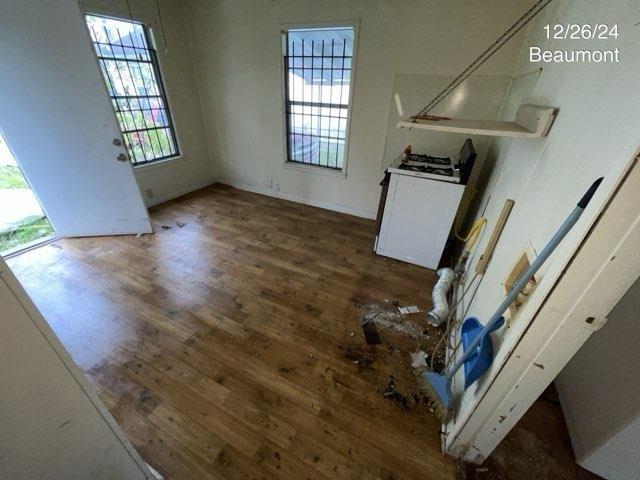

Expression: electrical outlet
xmin=275 ymin=183 xmax=280 ymax=191
xmin=145 ymin=188 xmax=154 ymax=199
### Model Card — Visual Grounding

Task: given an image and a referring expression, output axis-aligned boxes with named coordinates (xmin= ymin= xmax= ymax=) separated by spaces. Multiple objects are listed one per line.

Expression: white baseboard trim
xmin=144 ymin=177 xmax=216 ymax=208
xmin=214 ymin=178 xmax=377 ymax=220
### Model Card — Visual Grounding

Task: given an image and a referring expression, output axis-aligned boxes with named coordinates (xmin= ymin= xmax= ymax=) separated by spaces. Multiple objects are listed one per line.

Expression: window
xmin=86 ymin=15 xmax=179 ymax=165
xmin=283 ymin=26 xmax=356 ymax=170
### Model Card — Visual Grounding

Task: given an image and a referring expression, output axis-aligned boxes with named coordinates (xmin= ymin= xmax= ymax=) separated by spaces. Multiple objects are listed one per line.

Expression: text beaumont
xmin=530 ymin=46 xmax=620 ymax=63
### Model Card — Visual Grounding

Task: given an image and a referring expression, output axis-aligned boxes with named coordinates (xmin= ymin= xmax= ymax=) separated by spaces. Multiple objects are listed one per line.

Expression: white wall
xmin=80 ymin=0 xmax=214 ymax=207
xmin=0 ymin=257 xmax=153 ymax=480
xmin=184 ymin=0 xmax=532 ymax=218
xmin=445 ymin=0 xmax=640 ymax=460
xmin=557 ymin=277 xmax=640 ymax=480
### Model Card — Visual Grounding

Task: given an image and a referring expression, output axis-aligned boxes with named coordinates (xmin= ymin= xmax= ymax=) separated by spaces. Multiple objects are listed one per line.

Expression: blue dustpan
xmin=461 ymin=316 xmax=504 ymax=389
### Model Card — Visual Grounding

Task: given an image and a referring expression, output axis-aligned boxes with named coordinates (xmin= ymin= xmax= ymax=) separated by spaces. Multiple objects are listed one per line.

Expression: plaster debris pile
xmin=362 ymin=302 xmax=427 ymax=339
xmin=410 ymin=350 xmax=429 ymax=369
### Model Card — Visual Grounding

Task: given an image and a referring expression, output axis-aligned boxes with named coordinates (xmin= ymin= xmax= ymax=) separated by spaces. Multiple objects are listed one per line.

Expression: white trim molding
xmin=213 ymin=178 xmax=376 ymax=220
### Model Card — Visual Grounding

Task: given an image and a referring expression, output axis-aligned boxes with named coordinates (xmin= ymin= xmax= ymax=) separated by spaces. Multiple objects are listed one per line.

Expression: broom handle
xmin=446 ymin=178 xmax=603 ymax=379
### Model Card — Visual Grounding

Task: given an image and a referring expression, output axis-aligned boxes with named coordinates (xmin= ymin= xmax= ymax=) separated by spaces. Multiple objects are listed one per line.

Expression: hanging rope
xmin=155 ymin=0 xmax=169 ymax=53
xmin=414 ymin=0 xmax=553 ymax=118
xmin=125 ymin=0 xmax=134 ymax=22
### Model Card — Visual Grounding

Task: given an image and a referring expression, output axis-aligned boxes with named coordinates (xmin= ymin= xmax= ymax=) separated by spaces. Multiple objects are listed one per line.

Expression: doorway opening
xmin=0 ymin=134 xmax=54 ymax=256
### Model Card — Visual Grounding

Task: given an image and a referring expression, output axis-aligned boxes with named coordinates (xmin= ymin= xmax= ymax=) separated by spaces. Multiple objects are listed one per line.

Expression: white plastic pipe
xmin=427 ymin=267 xmax=454 ymax=327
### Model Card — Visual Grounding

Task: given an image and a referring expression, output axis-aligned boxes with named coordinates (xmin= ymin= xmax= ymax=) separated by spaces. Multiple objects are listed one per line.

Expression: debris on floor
xmin=343 ymin=346 xmax=373 ymax=373
xmin=334 ymin=300 xmax=451 ymax=414
xmin=362 ymin=302 xmax=427 ymax=339
xmin=361 ymin=318 xmax=382 ymax=345
xmin=175 ymin=221 xmax=186 ymax=228
xmin=410 ymin=350 xmax=429 ymax=368
xmin=160 ymin=225 xmax=172 ymax=230
xmin=398 ymin=305 xmax=421 ymax=315
xmin=336 ymin=300 xmax=453 ymax=414
xmin=432 ymin=357 xmax=446 ymax=374
xmin=382 ymin=375 xmax=410 ymax=409
xmin=196 ymin=212 xmax=207 ymax=223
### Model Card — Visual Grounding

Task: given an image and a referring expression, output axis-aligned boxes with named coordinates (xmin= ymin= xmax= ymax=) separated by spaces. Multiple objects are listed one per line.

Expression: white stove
xmin=374 ymin=139 xmax=476 ymax=269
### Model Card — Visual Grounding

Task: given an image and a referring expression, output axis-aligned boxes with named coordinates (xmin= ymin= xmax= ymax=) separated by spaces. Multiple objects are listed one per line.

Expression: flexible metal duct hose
xmin=427 ymin=268 xmax=454 ymax=327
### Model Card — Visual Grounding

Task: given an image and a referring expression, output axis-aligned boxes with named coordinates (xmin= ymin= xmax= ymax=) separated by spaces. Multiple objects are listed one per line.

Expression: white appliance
xmin=374 ymin=139 xmax=476 ymax=270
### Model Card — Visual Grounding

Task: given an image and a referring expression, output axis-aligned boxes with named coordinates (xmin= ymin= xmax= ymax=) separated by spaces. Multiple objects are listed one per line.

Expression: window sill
xmin=282 ymin=161 xmax=347 ymax=178
xmin=133 ymin=155 xmax=184 ymax=172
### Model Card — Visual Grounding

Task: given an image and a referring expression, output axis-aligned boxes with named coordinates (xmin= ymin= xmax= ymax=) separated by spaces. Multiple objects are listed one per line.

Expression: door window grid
xmin=284 ymin=28 xmax=354 ymax=170
xmin=86 ymin=15 xmax=179 ymax=165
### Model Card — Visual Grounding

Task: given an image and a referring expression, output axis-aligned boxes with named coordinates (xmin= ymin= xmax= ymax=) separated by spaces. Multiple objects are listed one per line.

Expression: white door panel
xmin=0 ymin=0 xmax=151 ymax=236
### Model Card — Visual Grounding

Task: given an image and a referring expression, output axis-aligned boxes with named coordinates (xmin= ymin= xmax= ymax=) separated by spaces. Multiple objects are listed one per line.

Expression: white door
xmin=0 ymin=0 xmax=152 ymax=237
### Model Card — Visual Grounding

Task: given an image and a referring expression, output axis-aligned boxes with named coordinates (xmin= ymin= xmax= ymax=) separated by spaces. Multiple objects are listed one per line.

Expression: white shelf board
xmin=397 ymin=104 xmax=556 ymax=138
xmin=397 ymin=118 xmax=537 ymax=137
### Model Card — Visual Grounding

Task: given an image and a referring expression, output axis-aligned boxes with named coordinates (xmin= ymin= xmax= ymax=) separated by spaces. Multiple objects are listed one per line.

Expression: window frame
xmin=83 ymin=11 xmax=181 ymax=168
xmin=279 ymin=20 xmax=359 ymax=178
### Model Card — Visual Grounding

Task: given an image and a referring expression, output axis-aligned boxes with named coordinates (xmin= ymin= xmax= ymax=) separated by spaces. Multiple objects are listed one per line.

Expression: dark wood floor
xmin=464 ymin=386 xmax=601 ymax=480
xmin=8 ymin=185 xmax=453 ymax=480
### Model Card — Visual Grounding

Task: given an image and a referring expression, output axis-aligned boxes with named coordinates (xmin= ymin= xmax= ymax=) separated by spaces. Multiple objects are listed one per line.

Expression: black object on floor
xmin=361 ymin=320 xmax=382 ymax=345
xmin=382 ymin=376 xmax=409 ymax=409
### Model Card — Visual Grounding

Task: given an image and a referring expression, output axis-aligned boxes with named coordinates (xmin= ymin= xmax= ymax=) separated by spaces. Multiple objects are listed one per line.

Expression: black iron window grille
xmin=283 ymin=27 xmax=355 ymax=170
xmin=86 ymin=14 xmax=179 ymax=165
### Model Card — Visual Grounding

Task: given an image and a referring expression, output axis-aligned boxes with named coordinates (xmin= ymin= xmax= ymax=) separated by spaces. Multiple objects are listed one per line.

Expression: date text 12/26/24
xmin=530 ymin=24 xmax=621 ymax=64
xmin=544 ymin=24 xmax=619 ymax=40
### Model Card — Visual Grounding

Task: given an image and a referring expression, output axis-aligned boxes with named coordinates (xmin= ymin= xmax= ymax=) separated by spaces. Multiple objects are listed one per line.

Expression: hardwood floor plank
xmin=7 ymin=184 xmax=454 ymax=480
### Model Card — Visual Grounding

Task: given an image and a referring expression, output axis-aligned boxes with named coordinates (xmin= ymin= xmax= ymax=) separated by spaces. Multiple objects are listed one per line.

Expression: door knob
xmin=116 ymin=153 xmax=128 ymax=162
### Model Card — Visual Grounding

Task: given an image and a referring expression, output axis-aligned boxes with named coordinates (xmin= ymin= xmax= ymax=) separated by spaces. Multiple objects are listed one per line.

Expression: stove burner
xmin=405 ymin=153 xmax=452 ymax=166
xmin=398 ymin=163 xmax=454 ymax=176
